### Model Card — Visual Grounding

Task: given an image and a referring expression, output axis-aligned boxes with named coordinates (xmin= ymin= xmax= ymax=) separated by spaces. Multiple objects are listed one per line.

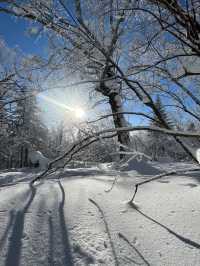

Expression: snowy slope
xmin=0 ymin=164 xmax=199 ymax=265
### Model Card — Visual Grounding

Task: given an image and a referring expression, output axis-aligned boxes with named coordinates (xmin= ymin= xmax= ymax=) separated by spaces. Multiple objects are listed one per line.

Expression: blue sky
xmin=0 ymin=12 xmax=47 ymax=57
xmin=0 ymin=10 xmax=159 ymax=128
xmin=0 ymin=12 xmax=102 ymax=128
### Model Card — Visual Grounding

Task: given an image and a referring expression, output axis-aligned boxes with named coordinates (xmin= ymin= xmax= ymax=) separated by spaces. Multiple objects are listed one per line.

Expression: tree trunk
xmin=109 ymin=92 xmax=130 ymax=159
xmin=20 ymin=146 xmax=24 ymax=168
xmin=9 ymin=155 xmax=13 ymax=169
xmin=24 ymin=147 xmax=28 ymax=167
xmin=6 ymin=158 xmax=9 ymax=169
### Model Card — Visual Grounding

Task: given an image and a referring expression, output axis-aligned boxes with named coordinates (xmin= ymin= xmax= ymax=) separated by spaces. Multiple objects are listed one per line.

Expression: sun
xmin=74 ymin=107 xmax=85 ymax=118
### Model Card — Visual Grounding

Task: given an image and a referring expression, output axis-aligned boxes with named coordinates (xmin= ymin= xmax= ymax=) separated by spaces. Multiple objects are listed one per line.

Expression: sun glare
xmin=39 ymin=94 xmax=86 ymax=120
xmin=74 ymin=107 xmax=85 ymax=118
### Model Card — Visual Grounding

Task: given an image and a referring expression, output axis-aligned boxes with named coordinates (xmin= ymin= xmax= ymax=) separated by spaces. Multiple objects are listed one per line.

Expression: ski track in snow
xmin=0 ymin=164 xmax=200 ymax=265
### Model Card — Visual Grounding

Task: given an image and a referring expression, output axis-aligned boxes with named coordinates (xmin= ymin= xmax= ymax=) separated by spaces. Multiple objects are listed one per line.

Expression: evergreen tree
xmin=151 ymin=96 xmax=174 ymax=129
xmin=148 ymin=96 xmax=174 ymax=160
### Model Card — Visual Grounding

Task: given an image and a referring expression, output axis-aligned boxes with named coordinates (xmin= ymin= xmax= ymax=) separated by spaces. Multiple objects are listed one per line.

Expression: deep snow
xmin=0 ymin=162 xmax=200 ymax=265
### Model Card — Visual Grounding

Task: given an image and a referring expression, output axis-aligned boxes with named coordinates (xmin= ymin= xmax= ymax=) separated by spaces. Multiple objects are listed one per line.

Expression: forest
xmin=0 ymin=1 xmax=200 ymax=265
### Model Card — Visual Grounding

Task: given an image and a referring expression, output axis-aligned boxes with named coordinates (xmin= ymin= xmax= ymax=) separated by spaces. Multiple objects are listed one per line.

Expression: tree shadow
xmin=0 ymin=210 xmax=15 ymax=251
xmin=181 ymin=182 xmax=198 ymax=188
xmin=89 ymin=198 xmax=120 ymax=266
xmin=182 ymin=171 xmax=200 ymax=184
xmin=134 ymin=207 xmax=200 ymax=250
xmin=5 ymin=182 xmax=37 ymax=266
xmin=73 ymin=244 xmax=95 ymax=264
xmin=157 ymin=180 xmax=170 ymax=184
xmin=123 ymin=255 xmax=144 ymax=265
xmin=47 ymin=168 xmax=115 ymax=181
xmin=0 ymin=175 xmax=40 ymax=188
xmin=57 ymin=179 xmax=74 ymax=266
xmin=118 ymin=232 xmax=151 ymax=266
xmin=0 ymin=187 xmax=32 ymax=258
xmin=48 ymin=216 xmax=54 ymax=266
xmin=47 ymin=182 xmax=74 ymax=266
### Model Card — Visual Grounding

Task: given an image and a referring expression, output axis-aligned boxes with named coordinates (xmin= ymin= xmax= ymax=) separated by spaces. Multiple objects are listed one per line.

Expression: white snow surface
xmin=196 ymin=148 xmax=200 ymax=164
xmin=0 ymin=162 xmax=200 ymax=265
xmin=118 ymin=154 xmax=162 ymax=175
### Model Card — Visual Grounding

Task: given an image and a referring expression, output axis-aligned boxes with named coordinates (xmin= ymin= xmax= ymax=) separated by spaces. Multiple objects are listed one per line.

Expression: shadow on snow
xmin=134 ymin=207 xmax=200 ymax=250
xmin=5 ymin=182 xmax=37 ymax=266
xmin=1 ymin=180 xmax=74 ymax=266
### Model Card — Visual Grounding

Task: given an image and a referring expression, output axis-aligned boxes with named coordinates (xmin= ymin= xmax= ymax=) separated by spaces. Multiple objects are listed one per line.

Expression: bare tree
xmin=1 ymin=0 xmax=200 ymax=163
xmin=0 ymin=0 xmax=134 ymax=155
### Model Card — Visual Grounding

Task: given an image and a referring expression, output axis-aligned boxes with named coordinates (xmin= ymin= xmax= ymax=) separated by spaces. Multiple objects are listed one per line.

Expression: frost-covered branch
xmin=87 ymin=112 xmax=157 ymax=124
xmin=32 ymin=124 xmax=200 ymax=182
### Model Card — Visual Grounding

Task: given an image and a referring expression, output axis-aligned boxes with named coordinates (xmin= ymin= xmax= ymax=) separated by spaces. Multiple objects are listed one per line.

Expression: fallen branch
xmin=31 ymin=133 xmax=117 ymax=183
xmin=32 ymin=125 xmax=200 ymax=183
xmin=105 ymin=175 xmax=119 ymax=193
xmin=129 ymin=167 xmax=200 ymax=203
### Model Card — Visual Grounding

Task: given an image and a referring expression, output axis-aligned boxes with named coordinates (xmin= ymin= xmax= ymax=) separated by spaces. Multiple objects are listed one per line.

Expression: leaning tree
xmin=1 ymin=0 xmax=200 ymax=164
xmin=0 ymin=0 xmax=135 ymax=155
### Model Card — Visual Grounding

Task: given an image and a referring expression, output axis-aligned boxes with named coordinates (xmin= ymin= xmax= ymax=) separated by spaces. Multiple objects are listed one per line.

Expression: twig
xmin=105 ymin=175 xmax=119 ymax=193
xmin=31 ymin=124 xmax=200 ymax=183
xmin=31 ymin=133 xmax=117 ymax=183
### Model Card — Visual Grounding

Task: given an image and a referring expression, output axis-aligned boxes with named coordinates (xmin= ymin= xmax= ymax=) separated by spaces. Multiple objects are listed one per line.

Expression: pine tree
xmin=148 ymin=96 xmax=174 ymax=160
xmin=1 ymin=93 xmax=50 ymax=169
xmin=151 ymin=96 xmax=174 ymax=129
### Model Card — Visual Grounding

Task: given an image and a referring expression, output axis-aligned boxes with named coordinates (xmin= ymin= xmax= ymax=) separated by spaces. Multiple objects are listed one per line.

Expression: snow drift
xmin=119 ymin=154 xmax=161 ymax=175
xmin=29 ymin=151 xmax=49 ymax=170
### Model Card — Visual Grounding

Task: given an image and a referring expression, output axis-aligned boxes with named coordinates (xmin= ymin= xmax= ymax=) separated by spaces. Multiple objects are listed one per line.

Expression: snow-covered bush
xmin=196 ymin=149 xmax=200 ymax=164
xmin=29 ymin=151 xmax=49 ymax=170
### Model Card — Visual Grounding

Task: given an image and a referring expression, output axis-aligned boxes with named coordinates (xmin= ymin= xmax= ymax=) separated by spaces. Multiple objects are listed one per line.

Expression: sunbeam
xmin=38 ymin=94 xmax=85 ymax=119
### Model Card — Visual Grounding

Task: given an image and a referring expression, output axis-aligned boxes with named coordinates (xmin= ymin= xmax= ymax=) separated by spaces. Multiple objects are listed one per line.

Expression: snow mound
xmin=119 ymin=154 xmax=161 ymax=175
xmin=196 ymin=148 xmax=200 ymax=164
xmin=97 ymin=162 xmax=114 ymax=171
xmin=0 ymin=170 xmax=35 ymax=186
xmin=29 ymin=151 xmax=49 ymax=170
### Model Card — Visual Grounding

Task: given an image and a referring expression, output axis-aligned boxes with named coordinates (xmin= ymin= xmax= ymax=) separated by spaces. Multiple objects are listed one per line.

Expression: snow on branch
xmin=87 ymin=112 xmax=156 ymax=124
xmin=32 ymin=132 xmax=117 ymax=182
xmin=32 ymin=125 xmax=200 ymax=183
xmin=92 ymin=126 xmax=200 ymax=138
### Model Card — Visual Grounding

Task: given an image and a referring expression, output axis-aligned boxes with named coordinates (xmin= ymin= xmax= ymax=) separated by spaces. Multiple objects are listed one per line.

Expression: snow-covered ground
xmin=0 ymin=162 xmax=200 ymax=266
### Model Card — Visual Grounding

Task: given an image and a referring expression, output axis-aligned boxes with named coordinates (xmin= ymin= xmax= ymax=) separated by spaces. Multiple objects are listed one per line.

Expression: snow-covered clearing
xmin=0 ymin=162 xmax=200 ymax=266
